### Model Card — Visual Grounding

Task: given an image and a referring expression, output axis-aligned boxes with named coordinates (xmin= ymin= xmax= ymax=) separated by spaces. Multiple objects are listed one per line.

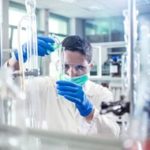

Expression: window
xmin=9 ymin=2 xmax=26 ymax=48
xmin=85 ymin=17 xmax=124 ymax=43
xmin=9 ymin=2 xmax=40 ymax=48
xmin=49 ymin=14 xmax=69 ymax=36
xmin=9 ymin=7 xmax=26 ymax=26
xmin=85 ymin=23 xmax=97 ymax=35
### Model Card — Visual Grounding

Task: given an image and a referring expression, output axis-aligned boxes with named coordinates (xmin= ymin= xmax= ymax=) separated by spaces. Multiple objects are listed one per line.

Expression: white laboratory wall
xmin=70 ymin=18 xmax=85 ymax=38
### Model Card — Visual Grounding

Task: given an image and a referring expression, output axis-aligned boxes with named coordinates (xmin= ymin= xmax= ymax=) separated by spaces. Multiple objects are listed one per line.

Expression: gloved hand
xmin=13 ymin=36 xmax=56 ymax=62
xmin=56 ymin=80 xmax=93 ymax=117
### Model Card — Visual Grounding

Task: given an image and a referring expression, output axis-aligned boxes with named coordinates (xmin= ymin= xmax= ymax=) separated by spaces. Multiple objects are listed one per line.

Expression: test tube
xmin=17 ymin=0 xmax=39 ymax=92
xmin=48 ymin=34 xmax=63 ymax=79
xmin=17 ymin=0 xmax=43 ymax=129
xmin=58 ymin=46 xmax=65 ymax=80
xmin=25 ymin=0 xmax=38 ymax=72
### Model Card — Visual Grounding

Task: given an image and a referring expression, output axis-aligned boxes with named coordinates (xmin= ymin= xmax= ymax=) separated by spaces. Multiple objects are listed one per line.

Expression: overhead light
xmin=88 ymin=6 xmax=102 ymax=11
xmin=60 ymin=0 xmax=75 ymax=3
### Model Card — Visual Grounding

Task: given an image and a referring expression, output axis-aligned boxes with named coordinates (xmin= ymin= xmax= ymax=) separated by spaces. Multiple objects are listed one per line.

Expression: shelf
xmin=89 ymin=76 xmax=122 ymax=82
xmin=108 ymin=52 xmax=125 ymax=55
xmin=92 ymin=41 xmax=126 ymax=48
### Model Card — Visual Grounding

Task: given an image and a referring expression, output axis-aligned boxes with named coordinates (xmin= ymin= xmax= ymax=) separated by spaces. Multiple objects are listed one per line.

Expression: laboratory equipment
xmin=124 ymin=25 xmax=150 ymax=150
xmin=110 ymin=55 xmax=121 ymax=77
xmin=49 ymin=38 xmax=63 ymax=79
xmin=16 ymin=0 xmax=61 ymax=129
xmin=0 ymin=68 xmax=25 ymax=126
xmin=0 ymin=124 xmax=122 ymax=150
xmin=58 ymin=45 xmax=65 ymax=79
xmin=0 ymin=0 xmax=3 ymax=67
xmin=122 ymin=0 xmax=150 ymax=149
xmin=122 ymin=0 xmax=138 ymax=114
xmin=100 ymin=99 xmax=130 ymax=116
xmin=102 ymin=58 xmax=110 ymax=76
xmin=0 ymin=125 xmax=42 ymax=150
xmin=18 ymin=0 xmax=39 ymax=79
xmin=16 ymin=0 xmax=47 ymax=129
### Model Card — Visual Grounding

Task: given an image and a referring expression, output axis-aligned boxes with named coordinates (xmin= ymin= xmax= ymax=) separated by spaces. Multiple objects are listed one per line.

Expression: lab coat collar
xmin=83 ymin=80 xmax=94 ymax=97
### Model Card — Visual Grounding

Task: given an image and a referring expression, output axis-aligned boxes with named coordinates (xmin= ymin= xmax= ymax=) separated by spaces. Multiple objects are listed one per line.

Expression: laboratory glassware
xmin=0 ymin=68 xmax=26 ymax=126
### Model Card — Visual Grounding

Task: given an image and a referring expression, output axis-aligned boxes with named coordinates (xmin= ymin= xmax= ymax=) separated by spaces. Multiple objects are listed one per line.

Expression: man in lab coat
xmin=6 ymin=35 xmax=119 ymax=137
xmin=56 ymin=35 xmax=119 ymax=137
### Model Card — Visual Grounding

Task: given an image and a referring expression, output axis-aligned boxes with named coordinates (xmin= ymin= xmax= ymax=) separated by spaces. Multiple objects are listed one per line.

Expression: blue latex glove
xmin=56 ymin=80 xmax=93 ymax=117
xmin=14 ymin=36 xmax=56 ymax=62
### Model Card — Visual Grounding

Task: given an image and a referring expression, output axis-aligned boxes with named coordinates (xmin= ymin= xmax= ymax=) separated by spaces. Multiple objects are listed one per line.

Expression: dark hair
xmin=62 ymin=35 xmax=92 ymax=63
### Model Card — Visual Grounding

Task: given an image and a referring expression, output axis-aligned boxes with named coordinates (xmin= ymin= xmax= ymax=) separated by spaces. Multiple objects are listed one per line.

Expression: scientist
xmin=6 ymin=35 xmax=119 ymax=137
xmin=57 ymin=35 xmax=119 ymax=136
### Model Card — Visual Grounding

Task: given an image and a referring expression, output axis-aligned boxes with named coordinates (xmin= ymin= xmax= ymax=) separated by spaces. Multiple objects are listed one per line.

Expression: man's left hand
xmin=56 ymin=80 xmax=93 ymax=117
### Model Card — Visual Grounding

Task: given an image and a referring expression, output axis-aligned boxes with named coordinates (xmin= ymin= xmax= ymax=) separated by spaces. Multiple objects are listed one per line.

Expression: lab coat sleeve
xmin=78 ymin=108 xmax=120 ymax=137
xmin=77 ymin=81 xmax=120 ymax=137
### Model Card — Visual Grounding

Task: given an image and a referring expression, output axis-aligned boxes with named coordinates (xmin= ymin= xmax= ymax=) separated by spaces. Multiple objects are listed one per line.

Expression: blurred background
xmin=1 ymin=0 xmax=149 ymax=101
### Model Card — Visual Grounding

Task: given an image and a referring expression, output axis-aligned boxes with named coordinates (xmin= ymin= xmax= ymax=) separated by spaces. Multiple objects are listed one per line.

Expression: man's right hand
xmin=13 ymin=36 xmax=57 ymax=62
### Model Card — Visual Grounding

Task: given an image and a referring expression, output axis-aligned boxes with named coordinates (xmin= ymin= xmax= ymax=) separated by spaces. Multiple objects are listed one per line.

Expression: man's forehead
xmin=63 ymin=58 xmax=89 ymax=65
xmin=62 ymin=50 xmax=89 ymax=65
xmin=64 ymin=62 xmax=85 ymax=66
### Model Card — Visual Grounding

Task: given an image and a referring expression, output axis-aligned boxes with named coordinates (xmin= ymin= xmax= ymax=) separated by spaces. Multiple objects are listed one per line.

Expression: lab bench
xmin=0 ymin=125 xmax=122 ymax=150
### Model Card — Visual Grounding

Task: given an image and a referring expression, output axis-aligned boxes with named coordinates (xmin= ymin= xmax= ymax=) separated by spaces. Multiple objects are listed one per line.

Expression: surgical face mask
xmin=63 ymin=74 xmax=89 ymax=86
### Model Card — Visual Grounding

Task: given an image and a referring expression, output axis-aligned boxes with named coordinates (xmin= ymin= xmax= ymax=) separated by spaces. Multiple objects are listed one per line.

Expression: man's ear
xmin=89 ymin=63 xmax=93 ymax=69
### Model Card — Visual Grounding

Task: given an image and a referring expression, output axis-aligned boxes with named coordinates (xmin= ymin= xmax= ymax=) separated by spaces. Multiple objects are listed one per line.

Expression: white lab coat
xmin=15 ymin=76 xmax=119 ymax=137
xmin=76 ymin=80 xmax=120 ymax=137
xmin=15 ymin=76 xmax=78 ymax=134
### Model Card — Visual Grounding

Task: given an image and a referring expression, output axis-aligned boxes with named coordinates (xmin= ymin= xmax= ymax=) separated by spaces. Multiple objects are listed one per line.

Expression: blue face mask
xmin=63 ymin=74 xmax=89 ymax=86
